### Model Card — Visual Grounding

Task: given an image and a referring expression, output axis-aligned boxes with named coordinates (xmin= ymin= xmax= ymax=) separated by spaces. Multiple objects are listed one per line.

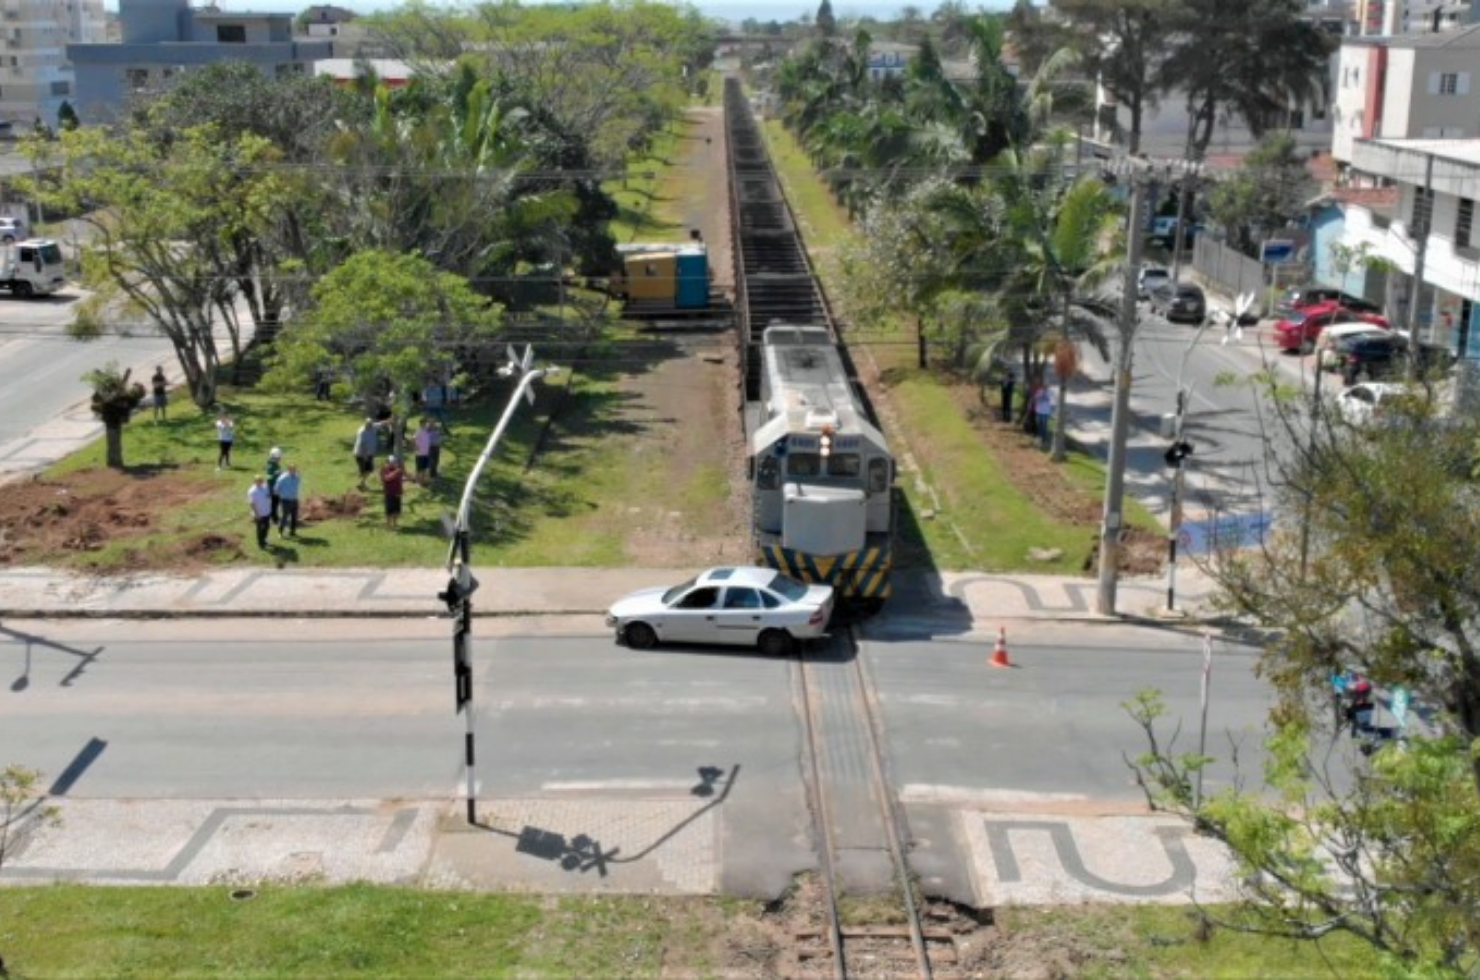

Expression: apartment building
xmin=67 ymin=0 xmax=331 ymax=121
xmin=1356 ymin=0 xmax=1474 ymax=35
xmin=0 ymin=0 xmax=106 ymax=127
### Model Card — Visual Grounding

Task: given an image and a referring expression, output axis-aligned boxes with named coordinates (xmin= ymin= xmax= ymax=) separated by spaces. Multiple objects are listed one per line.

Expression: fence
xmin=1192 ymin=237 xmax=1268 ymax=311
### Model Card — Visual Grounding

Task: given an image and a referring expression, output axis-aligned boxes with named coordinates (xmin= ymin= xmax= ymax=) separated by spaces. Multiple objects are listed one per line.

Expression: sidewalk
xmin=0 ymin=562 xmax=1222 ymax=627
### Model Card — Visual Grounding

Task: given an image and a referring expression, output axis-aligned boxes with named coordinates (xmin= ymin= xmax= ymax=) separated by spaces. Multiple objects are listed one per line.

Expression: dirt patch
xmin=0 ymin=469 xmax=218 ymax=568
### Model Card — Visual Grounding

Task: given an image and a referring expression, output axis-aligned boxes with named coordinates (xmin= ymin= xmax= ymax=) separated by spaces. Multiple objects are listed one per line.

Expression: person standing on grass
xmin=265 ymin=447 xmax=284 ymax=523
xmin=247 ymin=475 xmax=272 ymax=550
xmin=999 ymin=370 xmax=1016 ymax=424
xmin=353 ymin=417 xmax=380 ymax=491
xmin=427 ymin=418 xmax=443 ymax=480
xmin=215 ymin=413 xmax=236 ymax=470
xmin=151 ymin=366 xmax=168 ymax=422
xmin=379 ymin=455 xmax=406 ymax=529
xmin=413 ymin=418 xmax=433 ymax=486
xmin=1033 ymin=382 xmax=1055 ymax=452
xmin=275 ymin=463 xmax=302 ymax=537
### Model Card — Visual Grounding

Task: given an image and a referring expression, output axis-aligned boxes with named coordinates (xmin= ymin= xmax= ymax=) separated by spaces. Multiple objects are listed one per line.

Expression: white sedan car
xmin=607 ymin=566 xmax=835 ymax=656
xmin=1334 ymin=382 xmax=1408 ymax=425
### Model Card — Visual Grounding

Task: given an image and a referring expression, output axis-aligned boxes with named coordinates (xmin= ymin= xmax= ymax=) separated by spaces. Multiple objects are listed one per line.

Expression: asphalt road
xmin=3 ymin=618 xmax=1269 ymax=804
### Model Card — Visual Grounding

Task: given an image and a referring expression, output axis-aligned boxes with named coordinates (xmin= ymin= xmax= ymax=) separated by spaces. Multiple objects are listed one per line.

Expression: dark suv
xmin=1335 ymin=334 xmax=1455 ymax=383
xmin=1150 ymin=283 xmax=1207 ymax=324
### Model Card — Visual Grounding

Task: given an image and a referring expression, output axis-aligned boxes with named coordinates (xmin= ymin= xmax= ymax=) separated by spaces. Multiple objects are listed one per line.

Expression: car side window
xmin=723 ymin=587 xmax=762 ymax=610
xmin=678 ymin=587 xmax=720 ymax=610
xmin=759 ymin=590 xmax=782 ymax=609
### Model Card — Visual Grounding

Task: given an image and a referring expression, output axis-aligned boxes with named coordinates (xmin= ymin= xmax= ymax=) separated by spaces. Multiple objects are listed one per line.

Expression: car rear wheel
xmin=757 ymin=629 xmax=794 ymax=657
xmin=624 ymin=622 xmax=658 ymax=650
xmin=14 ymin=281 xmax=31 ymax=298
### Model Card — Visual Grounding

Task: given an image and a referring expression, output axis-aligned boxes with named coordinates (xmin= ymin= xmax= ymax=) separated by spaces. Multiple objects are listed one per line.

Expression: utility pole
xmin=1097 ymin=174 xmax=1150 ymax=615
xmin=1168 ymin=159 xmax=1202 ymax=286
xmin=441 ymin=344 xmax=555 ymax=825
xmin=1404 ymin=151 xmax=1435 ymax=383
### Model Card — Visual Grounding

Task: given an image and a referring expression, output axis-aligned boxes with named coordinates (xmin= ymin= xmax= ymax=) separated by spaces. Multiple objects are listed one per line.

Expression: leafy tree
xmin=1128 ymin=378 xmax=1480 ymax=974
xmin=56 ymin=100 xmax=79 ymax=132
xmin=26 ymin=126 xmax=294 ymax=406
xmin=85 ymin=364 xmax=147 ymax=470
xmin=1206 ymin=132 xmax=1312 ymax=256
xmin=1159 ymin=0 xmax=1333 ymax=158
xmin=264 ymin=250 xmax=503 ymax=454
xmin=816 ymin=0 xmax=838 ymax=37
xmin=1014 ymin=0 xmax=1174 ymax=155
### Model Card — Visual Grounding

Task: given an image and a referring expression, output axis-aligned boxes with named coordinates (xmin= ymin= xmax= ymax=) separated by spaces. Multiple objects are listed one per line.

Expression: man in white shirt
xmin=247 ymin=476 xmax=272 ymax=550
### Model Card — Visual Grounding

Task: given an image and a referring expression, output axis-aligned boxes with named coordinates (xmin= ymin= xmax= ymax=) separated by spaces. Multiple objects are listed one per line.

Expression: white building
xmin=0 ymin=0 xmax=106 ymax=127
xmin=1340 ymin=138 xmax=1480 ymax=356
xmin=1333 ymin=22 xmax=1480 ymax=165
xmin=1356 ymin=0 xmax=1474 ymax=35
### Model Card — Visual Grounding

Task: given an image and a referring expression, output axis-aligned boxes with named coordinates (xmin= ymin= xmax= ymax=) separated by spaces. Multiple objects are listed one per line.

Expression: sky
xmin=104 ymin=0 xmax=1012 ymax=25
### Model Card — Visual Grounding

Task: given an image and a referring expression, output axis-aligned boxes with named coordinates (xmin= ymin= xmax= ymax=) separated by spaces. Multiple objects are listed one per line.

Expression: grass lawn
xmin=0 ymin=885 xmax=1381 ymax=979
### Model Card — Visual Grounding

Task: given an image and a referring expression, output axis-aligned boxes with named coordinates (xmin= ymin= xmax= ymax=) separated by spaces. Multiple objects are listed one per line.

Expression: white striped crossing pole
xmin=1194 ymin=630 xmax=1213 ymax=810
xmin=443 ymin=345 xmax=555 ymax=825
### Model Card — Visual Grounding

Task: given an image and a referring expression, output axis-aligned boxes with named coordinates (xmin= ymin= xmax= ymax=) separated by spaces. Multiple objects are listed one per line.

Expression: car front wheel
xmin=757 ymin=629 xmax=794 ymax=657
xmin=623 ymin=621 xmax=658 ymax=650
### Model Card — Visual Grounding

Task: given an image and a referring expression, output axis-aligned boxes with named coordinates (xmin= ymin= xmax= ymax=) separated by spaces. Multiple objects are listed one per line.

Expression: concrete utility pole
xmin=1097 ymin=176 xmax=1150 ymax=615
xmin=441 ymin=344 xmax=555 ymax=825
xmin=1168 ymin=159 xmax=1203 ymax=285
xmin=1404 ymin=151 xmax=1435 ymax=383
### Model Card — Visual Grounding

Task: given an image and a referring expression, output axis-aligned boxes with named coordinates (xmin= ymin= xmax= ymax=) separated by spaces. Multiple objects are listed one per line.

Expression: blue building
xmin=67 ymin=0 xmax=331 ymax=121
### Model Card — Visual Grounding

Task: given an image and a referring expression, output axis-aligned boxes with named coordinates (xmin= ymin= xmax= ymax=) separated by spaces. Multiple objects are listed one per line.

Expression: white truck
xmin=0 ymin=239 xmax=66 ymax=297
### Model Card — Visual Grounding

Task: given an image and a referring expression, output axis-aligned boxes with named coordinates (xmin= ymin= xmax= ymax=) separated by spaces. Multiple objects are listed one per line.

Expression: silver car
xmin=607 ymin=566 xmax=835 ymax=656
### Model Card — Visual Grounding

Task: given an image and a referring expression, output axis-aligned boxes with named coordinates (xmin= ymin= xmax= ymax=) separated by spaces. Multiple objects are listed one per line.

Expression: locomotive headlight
xmin=819 ymin=426 xmax=833 ymax=458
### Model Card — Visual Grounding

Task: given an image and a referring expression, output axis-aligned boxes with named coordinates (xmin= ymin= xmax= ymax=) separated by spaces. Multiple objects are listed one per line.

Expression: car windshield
xmin=661 ymin=577 xmax=698 ymax=605
xmin=1284 ymin=311 xmax=1308 ymax=325
xmin=766 ymin=572 xmax=811 ymax=602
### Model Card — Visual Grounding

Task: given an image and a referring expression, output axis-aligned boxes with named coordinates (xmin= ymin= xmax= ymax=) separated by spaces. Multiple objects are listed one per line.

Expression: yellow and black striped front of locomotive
xmin=758 ymin=536 xmax=893 ymax=603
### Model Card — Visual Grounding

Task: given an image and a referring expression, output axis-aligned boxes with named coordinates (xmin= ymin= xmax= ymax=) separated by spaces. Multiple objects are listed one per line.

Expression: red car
xmin=1273 ymin=301 xmax=1389 ymax=354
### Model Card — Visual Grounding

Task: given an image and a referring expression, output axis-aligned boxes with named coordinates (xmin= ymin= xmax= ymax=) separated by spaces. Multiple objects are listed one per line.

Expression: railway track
xmin=788 ymin=628 xmax=961 ymax=979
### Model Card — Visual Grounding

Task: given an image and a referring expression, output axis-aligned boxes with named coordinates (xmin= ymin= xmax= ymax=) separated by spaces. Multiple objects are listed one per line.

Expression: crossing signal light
xmin=1164 ymin=440 xmax=1194 ymax=468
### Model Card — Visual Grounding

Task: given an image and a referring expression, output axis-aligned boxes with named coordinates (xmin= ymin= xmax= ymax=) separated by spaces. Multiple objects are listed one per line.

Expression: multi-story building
xmin=1337 ymin=138 xmax=1480 ymax=356
xmin=67 ymin=0 xmax=331 ymax=121
xmin=1356 ymin=0 xmax=1474 ymax=35
xmin=0 ymin=0 xmax=106 ymax=127
xmin=1332 ymin=22 xmax=1480 ymax=166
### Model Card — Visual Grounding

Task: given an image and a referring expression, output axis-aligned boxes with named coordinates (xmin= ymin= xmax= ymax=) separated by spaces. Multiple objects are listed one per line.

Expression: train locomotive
xmin=749 ymin=325 xmax=893 ymax=604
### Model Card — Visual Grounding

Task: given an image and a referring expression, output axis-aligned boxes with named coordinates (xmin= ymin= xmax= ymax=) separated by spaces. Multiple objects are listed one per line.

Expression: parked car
xmin=0 ymin=217 xmax=26 ymax=244
xmin=1137 ymin=264 xmax=1170 ymax=300
xmin=1146 ymin=216 xmax=1200 ymax=248
xmin=1334 ymin=333 xmax=1455 ymax=382
xmin=1318 ymin=322 xmax=1390 ymax=369
xmin=1333 ymin=382 xmax=1409 ymax=425
xmin=1274 ymin=285 xmax=1382 ymax=318
xmin=606 ymin=566 xmax=835 ymax=656
xmin=1150 ymin=282 xmax=1206 ymax=323
xmin=1273 ymin=301 xmax=1388 ymax=354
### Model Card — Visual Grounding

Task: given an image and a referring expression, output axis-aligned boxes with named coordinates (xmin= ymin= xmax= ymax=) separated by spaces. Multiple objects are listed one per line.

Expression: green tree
xmin=85 ymin=364 xmax=147 ymax=470
xmin=816 ymin=0 xmax=838 ymax=37
xmin=1159 ymin=0 xmax=1333 ymax=158
xmin=1206 ymin=132 xmax=1312 ymax=256
xmin=27 ymin=126 xmax=294 ymax=406
xmin=1129 ymin=378 xmax=1480 ymax=973
xmin=264 ymin=250 xmax=503 ymax=455
xmin=56 ymin=100 xmax=79 ymax=132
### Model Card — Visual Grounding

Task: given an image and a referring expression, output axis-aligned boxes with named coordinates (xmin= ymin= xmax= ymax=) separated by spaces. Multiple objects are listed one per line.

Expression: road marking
xmin=542 ymin=779 xmax=698 ymax=793
xmin=900 ymin=785 xmax=1087 ymax=806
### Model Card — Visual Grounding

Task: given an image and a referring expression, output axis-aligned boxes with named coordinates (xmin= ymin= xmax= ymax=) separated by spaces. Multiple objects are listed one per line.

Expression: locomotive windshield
xmin=787 ymin=453 xmax=860 ymax=478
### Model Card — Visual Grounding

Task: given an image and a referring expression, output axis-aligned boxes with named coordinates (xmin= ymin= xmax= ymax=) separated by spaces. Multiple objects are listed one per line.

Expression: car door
xmin=713 ymin=586 xmax=766 ymax=645
xmin=663 ymin=586 xmax=723 ymax=644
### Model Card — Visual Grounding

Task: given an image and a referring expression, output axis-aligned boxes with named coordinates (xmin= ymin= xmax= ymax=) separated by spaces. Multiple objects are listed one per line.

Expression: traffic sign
xmin=1260 ymin=240 xmax=1296 ymax=265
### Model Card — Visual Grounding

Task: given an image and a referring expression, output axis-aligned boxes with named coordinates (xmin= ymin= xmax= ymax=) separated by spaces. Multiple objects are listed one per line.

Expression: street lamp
xmin=443 ymin=344 xmax=557 ymax=825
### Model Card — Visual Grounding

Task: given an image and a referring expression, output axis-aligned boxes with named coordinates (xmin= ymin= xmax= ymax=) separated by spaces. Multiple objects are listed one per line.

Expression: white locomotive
xmin=748 ymin=324 xmax=893 ymax=603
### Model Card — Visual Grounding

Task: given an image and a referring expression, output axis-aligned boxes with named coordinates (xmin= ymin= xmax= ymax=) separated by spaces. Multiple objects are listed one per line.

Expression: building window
xmin=49 ymin=81 xmax=68 ymax=96
xmin=1440 ymin=73 xmax=1458 ymax=94
xmin=1413 ymin=186 xmax=1433 ymax=235
xmin=1459 ymin=197 xmax=1475 ymax=250
xmin=216 ymin=24 xmax=246 ymax=43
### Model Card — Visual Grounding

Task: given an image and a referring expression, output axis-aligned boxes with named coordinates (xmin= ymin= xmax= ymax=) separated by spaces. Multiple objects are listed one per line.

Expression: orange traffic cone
xmin=989 ymin=627 xmax=1013 ymax=668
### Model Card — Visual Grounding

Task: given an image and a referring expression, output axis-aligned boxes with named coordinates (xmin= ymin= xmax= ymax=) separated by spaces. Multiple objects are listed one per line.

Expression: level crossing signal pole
xmin=440 ymin=345 xmax=555 ymax=825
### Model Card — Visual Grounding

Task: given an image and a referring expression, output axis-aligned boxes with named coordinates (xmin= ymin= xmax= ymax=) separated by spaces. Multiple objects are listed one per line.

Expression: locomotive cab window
xmin=868 ymin=458 xmax=889 ymax=493
xmin=788 ymin=453 xmax=821 ymax=477
xmin=757 ymin=455 xmax=780 ymax=489
xmin=827 ymin=454 xmax=860 ymax=478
